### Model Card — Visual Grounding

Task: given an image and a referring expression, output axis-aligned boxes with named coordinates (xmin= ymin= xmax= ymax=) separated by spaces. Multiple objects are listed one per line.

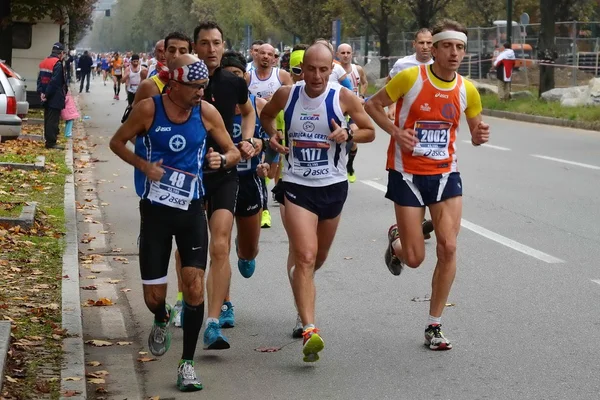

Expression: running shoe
xmin=348 ymin=172 xmax=357 ymax=183
xmin=422 ymin=219 xmax=434 ymax=240
xmin=173 ymin=300 xmax=183 ymax=328
xmin=116 ymin=95 xmax=120 ymax=100
xmin=384 ymin=224 xmax=404 ymax=276
xmin=238 ymin=258 xmax=256 ymax=278
xmin=424 ymin=324 xmax=453 ymax=351
xmin=177 ymin=360 xmax=203 ymax=392
xmin=219 ymin=301 xmax=235 ymax=328
xmin=113 ymin=94 xmax=117 ymax=99
xmin=203 ymin=321 xmax=230 ymax=350
xmin=147 ymin=303 xmax=174 ymax=356
xmin=261 ymin=210 xmax=271 ymax=228
xmin=292 ymin=315 xmax=303 ymax=339
xmin=302 ymin=327 xmax=324 ymax=362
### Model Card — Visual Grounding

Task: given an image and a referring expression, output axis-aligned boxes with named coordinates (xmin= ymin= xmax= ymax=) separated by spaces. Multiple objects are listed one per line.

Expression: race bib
xmin=128 ymin=84 xmax=138 ymax=93
xmin=292 ymin=140 xmax=330 ymax=178
xmin=146 ymin=166 xmax=197 ymax=210
xmin=114 ymin=68 xmax=122 ymax=75
xmin=413 ymin=121 xmax=452 ymax=160
xmin=237 ymin=158 xmax=251 ymax=172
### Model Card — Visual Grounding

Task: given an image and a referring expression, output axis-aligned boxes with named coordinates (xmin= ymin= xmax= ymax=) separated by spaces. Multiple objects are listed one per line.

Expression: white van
xmin=11 ymin=17 xmax=68 ymax=107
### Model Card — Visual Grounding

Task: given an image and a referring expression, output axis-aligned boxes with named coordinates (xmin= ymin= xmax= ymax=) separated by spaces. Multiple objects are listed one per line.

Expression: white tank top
xmin=248 ymin=67 xmax=282 ymax=99
xmin=282 ymin=82 xmax=348 ymax=187
xmin=127 ymin=66 xmax=141 ymax=93
xmin=349 ymin=64 xmax=361 ymax=95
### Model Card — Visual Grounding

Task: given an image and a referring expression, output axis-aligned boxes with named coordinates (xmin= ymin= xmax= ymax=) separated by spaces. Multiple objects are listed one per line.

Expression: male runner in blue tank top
xmin=260 ymin=43 xmax=376 ymax=362
xmin=109 ymin=54 xmax=240 ymax=392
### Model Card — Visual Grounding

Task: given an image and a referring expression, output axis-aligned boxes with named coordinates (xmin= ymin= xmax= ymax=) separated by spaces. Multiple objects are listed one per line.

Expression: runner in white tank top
xmin=258 ymin=43 xmax=375 ymax=364
xmin=123 ymin=54 xmax=144 ymax=105
xmin=246 ymin=43 xmax=293 ymax=100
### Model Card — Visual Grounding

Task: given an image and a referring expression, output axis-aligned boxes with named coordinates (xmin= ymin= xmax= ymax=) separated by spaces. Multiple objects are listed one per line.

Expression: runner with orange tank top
xmin=111 ymin=52 xmax=124 ymax=100
xmin=365 ymin=18 xmax=490 ymax=351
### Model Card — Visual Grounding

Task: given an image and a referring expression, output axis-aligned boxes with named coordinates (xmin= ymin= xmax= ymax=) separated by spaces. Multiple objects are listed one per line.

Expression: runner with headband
xmin=365 ymin=19 xmax=490 ymax=351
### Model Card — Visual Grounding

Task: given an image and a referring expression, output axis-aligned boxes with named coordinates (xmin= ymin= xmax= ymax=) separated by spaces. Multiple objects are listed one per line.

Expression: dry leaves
xmin=85 ymin=297 xmax=113 ymax=307
xmin=63 ymin=390 xmax=82 ymax=397
xmin=87 ymin=361 xmax=102 ymax=367
xmin=63 ymin=376 xmax=82 ymax=381
xmin=112 ymin=256 xmax=129 ymax=264
xmin=106 ymin=279 xmax=121 ymax=284
xmin=116 ymin=341 xmax=132 ymax=346
xmin=85 ymin=339 xmax=113 ymax=347
xmin=254 ymin=346 xmax=282 ymax=353
xmin=137 ymin=356 xmax=157 ymax=363
xmin=81 ymin=285 xmax=98 ymax=290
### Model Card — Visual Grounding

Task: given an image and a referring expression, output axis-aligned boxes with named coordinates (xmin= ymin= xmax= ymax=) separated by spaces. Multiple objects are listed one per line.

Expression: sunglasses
xmin=179 ymin=81 xmax=209 ymax=90
xmin=291 ymin=66 xmax=302 ymax=75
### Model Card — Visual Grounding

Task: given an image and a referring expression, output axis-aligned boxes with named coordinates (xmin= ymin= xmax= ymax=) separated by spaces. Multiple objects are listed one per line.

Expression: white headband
xmin=432 ymin=31 xmax=468 ymax=45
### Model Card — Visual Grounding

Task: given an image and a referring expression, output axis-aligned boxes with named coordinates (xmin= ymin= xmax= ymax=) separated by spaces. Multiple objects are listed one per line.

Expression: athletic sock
xmin=427 ymin=315 xmax=441 ymax=327
xmin=182 ymin=301 xmax=204 ymax=360
xmin=153 ymin=301 xmax=167 ymax=324
xmin=176 ymin=292 xmax=183 ymax=303
xmin=205 ymin=317 xmax=219 ymax=327
xmin=303 ymin=323 xmax=315 ymax=332
xmin=347 ymin=148 xmax=357 ymax=174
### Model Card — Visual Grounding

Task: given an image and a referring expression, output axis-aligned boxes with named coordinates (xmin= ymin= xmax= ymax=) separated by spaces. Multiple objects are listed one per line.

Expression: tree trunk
xmin=538 ymin=0 xmax=556 ymax=96
xmin=378 ymin=8 xmax=389 ymax=78
xmin=0 ymin=0 xmax=12 ymax=66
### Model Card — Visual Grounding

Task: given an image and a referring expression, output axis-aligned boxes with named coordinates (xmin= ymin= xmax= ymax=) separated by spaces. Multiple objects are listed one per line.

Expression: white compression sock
xmin=427 ymin=315 xmax=441 ymax=327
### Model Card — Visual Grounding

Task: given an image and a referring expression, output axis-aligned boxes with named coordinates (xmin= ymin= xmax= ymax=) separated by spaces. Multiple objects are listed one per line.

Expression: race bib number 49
xmin=292 ymin=140 xmax=330 ymax=178
xmin=413 ymin=121 xmax=452 ymax=160
xmin=147 ymin=165 xmax=197 ymax=210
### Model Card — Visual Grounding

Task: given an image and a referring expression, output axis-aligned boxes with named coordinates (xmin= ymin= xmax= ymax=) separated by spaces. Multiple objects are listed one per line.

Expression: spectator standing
xmin=37 ymin=42 xmax=67 ymax=149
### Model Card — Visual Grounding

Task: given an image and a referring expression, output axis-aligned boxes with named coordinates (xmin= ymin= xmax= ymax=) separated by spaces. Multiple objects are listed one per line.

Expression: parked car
xmin=0 ymin=66 xmax=22 ymax=141
xmin=0 ymin=62 xmax=29 ymax=118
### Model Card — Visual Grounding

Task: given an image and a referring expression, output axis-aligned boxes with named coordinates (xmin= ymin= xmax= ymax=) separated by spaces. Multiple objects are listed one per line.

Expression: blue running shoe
xmin=219 ymin=301 xmax=235 ymax=328
xmin=238 ymin=258 xmax=256 ymax=278
xmin=203 ymin=321 xmax=230 ymax=350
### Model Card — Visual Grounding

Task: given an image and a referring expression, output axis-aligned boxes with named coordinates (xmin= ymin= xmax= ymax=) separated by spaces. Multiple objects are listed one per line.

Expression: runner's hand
xmin=256 ymin=163 xmax=270 ymax=178
xmin=393 ymin=128 xmax=419 ymax=153
xmin=143 ymin=159 xmax=164 ymax=181
xmin=205 ymin=147 xmax=223 ymax=170
xmin=238 ymin=140 xmax=255 ymax=159
xmin=387 ymin=104 xmax=396 ymax=121
xmin=328 ymin=119 xmax=349 ymax=144
xmin=269 ymin=134 xmax=288 ymax=154
xmin=472 ymin=122 xmax=490 ymax=145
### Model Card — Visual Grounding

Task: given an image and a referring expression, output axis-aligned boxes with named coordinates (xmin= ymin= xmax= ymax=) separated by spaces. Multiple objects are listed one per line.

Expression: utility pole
xmin=506 ymin=0 xmax=513 ymax=45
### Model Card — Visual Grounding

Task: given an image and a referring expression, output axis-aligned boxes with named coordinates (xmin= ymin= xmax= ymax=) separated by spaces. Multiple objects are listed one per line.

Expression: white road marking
xmin=361 ymin=180 xmax=565 ymax=264
xmin=592 ymin=279 xmax=600 ymax=286
xmin=531 ymin=155 xmax=600 ymax=170
xmin=462 ymin=140 xmax=511 ymax=151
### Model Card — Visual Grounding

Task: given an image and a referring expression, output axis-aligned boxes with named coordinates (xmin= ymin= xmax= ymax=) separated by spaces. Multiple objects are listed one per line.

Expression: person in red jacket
xmin=37 ymin=42 xmax=67 ymax=149
xmin=494 ymin=42 xmax=516 ymax=101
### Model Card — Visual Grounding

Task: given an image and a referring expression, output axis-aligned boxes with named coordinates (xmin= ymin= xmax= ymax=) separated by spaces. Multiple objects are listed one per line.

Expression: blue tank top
xmin=134 ymin=95 xmax=207 ymax=200
xmin=232 ymin=94 xmax=266 ymax=175
xmin=101 ymin=58 xmax=109 ymax=69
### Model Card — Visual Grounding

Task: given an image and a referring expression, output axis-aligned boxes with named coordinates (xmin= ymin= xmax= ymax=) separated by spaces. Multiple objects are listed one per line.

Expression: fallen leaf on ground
xmin=343 ymin=256 xmax=353 ymax=260
xmin=87 ymin=361 xmax=101 ymax=367
xmin=137 ymin=356 xmax=157 ymax=363
xmin=85 ymin=339 xmax=113 ymax=347
xmin=117 ymin=341 xmax=132 ymax=346
xmin=96 ymin=387 xmax=108 ymax=394
xmin=93 ymin=370 xmax=110 ymax=377
xmin=6 ymin=376 xmax=18 ymax=383
xmin=112 ymin=248 xmax=122 ymax=252
xmin=148 ymin=397 xmax=160 ymax=400
xmin=445 ymin=303 xmax=456 ymax=307
xmin=85 ymin=275 xmax=97 ymax=279
xmin=120 ymin=186 xmax=127 ymax=189
xmin=88 ymin=378 xmax=105 ymax=384
xmin=100 ymin=202 xmax=109 ymax=206
xmin=138 ymin=351 xmax=148 ymax=355
xmin=255 ymin=346 xmax=282 ymax=353
xmin=63 ymin=376 xmax=82 ymax=381
xmin=63 ymin=390 xmax=81 ymax=397
xmin=120 ymin=288 xmax=131 ymax=292
xmin=85 ymin=298 xmax=113 ymax=307
xmin=81 ymin=285 xmax=97 ymax=290
xmin=106 ymin=279 xmax=121 ymax=284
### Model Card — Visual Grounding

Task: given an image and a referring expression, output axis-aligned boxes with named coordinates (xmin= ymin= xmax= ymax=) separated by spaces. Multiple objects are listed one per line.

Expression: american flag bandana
xmin=170 ymin=61 xmax=209 ymax=83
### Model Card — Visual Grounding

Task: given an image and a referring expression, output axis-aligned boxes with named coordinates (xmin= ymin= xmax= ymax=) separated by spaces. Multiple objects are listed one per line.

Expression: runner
xmin=246 ymin=40 xmax=264 ymax=72
xmin=109 ymin=54 xmax=240 ymax=391
xmin=314 ymin=39 xmax=353 ymax=90
xmin=123 ymin=54 xmax=144 ymax=106
xmin=246 ymin=42 xmax=293 ymax=228
xmin=184 ymin=21 xmax=255 ymax=347
xmin=260 ymin=42 xmax=375 ymax=362
xmin=219 ymin=50 xmax=269 ymax=327
xmin=336 ymin=43 xmax=368 ymax=184
xmin=364 ymin=19 xmax=490 ymax=351
xmin=101 ymin=54 xmax=110 ymax=86
xmin=130 ymin=32 xmax=192 ymax=327
xmin=146 ymin=39 xmax=167 ymax=79
xmin=111 ymin=51 xmax=124 ymax=100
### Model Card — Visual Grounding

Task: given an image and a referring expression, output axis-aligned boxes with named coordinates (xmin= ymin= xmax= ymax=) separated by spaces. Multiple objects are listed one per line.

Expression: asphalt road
xmin=75 ymin=76 xmax=600 ymax=400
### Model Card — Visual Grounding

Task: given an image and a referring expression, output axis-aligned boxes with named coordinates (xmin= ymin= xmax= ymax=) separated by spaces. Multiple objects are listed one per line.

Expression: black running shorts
xmin=283 ymin=180 xmax=348 ymax=221
xmin=203 ymin=169 xmax=239 ymax=219
xmin=235 ymin=173 xmax=262 ymax=217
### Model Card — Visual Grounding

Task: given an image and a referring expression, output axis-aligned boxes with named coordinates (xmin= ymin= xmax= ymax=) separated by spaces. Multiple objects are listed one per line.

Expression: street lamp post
xmin=506 ymin=0 xmax=513 ymax=45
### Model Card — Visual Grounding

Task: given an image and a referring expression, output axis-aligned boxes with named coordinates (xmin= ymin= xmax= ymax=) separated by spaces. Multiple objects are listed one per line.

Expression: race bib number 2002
xmin=413 ymin=120 xmax=452 ymax=160
xmin=147 ymin=165 xmax=197 ymax=210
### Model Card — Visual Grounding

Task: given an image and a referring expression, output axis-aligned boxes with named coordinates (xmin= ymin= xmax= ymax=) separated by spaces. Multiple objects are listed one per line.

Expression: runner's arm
xmin=260 ymin=86 xmax=291 ymax=154
xmin=464 ymin=82 xmax=488 ymax=145
xmin=364 ymin=87 xmax=401 ymax=136
xmin=109 ymin=99 xmax=154 ymax=172
xmin=340 ymin=88 xmax=375 ymax=143
xmin=140 ymin=68 xmax=148 ymax=80
xmin=201 ymin=101 xmax=241 ymax=168
xmin=358 ymin=65 xmax=368 ymax=96
xmin=132 ymin=79 xmax=159 ymax=107
xmin=279 ymin=69 xmax=294 ymax=85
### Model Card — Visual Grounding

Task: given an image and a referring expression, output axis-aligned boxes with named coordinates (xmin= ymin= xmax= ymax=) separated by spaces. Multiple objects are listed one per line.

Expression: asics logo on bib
xmin=169 ymin=135 xmax=187 ymax=152
xmin=435 ymin=92 xmax=449 ymax=99
xmin=155 ymin=126 xmax=172 ymax=132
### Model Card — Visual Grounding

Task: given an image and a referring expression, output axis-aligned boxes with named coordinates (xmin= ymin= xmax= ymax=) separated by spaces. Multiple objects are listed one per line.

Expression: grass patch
xmin=0 ymin=137 xmax=69 ymax=399
xmin=0 ymin=202 xmax=23 ymax=218
xmin=27 ymin=108 xmax=44 ymax=119
xmin=481 ymin=93 xmax=600 ymax=125
xmin=0 ymin=153 xmax=39 ymax=164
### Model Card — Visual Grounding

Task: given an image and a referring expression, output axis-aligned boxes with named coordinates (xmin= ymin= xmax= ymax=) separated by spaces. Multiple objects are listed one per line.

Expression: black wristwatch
xmin=246 ymin=137 xmax=258 ymax=149
xmin=345 ymin=128 xmax=354 ymax=142
xmin=219 ymin=154 xmax=227 ymax=168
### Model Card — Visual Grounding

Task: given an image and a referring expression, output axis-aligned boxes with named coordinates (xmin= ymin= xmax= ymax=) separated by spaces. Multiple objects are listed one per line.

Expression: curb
xmin=0 ymin=321 xmax=10 ymax=392
xmin=60 ymin=140 xmax=87 ymax=400
xmin=482 ymin=108 xmax=600 ymax=132
xmin=0 ymin=201 xmax=37 ymax=229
